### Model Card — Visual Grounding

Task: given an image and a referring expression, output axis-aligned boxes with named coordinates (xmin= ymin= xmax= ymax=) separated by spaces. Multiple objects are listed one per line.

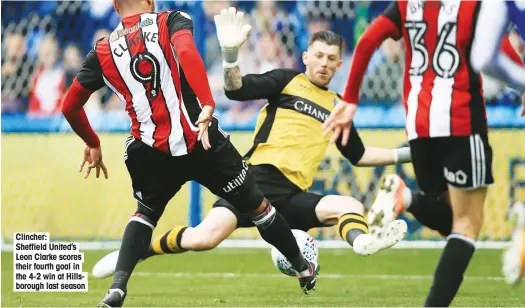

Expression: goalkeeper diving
xmin=93 ymin=7 xmax=411 ymax=278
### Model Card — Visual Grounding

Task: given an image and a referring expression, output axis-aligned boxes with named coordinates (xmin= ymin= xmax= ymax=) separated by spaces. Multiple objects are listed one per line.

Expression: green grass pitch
xmin=2 ymin=248 xmax=524 ymax=307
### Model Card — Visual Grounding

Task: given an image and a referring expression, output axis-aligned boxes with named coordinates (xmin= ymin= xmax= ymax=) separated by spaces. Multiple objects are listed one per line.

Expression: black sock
xmin=408 ymin=191 xmax=453 ymax=237
xmin=252 ymin=202 xmax=308 ymax=272
xmin=424 ymin=234 xmax=476 ymax=307
xmin=142 ymin=248 xmax=156 ymax=260
xmin=110 ymin=215 xmax=155 ymax=293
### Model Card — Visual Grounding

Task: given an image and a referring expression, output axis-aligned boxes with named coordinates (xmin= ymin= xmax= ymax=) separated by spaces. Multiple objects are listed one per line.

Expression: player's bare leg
xmin=180 ymin=208 xmax=238 ymax=250
xmin=424 ymin=186 xmax=487 ymax=307
xmin=315 ymin=195 xmax=407 ymax=256
xmin=146 ymin=206 xmax=238 ymax=255
xmin=502 ymin=201 xmax=525 ymax=285
xmin=92 ymin=207 xmax=237 ymax=279
xmin=368 ymin=174 xmax=453 ymax=237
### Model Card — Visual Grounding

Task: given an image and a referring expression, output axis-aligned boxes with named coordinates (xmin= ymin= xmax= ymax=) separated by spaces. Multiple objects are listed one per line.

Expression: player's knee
xmin=135 ymin=201 xmax=163 ymax=225
xmin=335 ymin=197 xmax=364 ymax=216
xmin=129 ymin=211 xmax=157 ymax=230
xmin=250 ymin=200 xmax=276 ymax=230
xmin=225 ymin=181 xmax=265 ymax=215
xmin=316 ymin=195 xmax=364 ymax=223
xmin=452 ymin=212 xmax=484 ymax=239
xmin=450 ymin=189 xmax=486 ymax=226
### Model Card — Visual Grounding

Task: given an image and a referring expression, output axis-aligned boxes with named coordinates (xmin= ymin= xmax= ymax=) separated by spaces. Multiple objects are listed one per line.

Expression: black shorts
xmin=124 ymin=119 xmax=264 ymax=221
xmin=409 ymin=134 xmax=494 ymax=198
xmin=213 ymin=164 xmax=325 ymax=231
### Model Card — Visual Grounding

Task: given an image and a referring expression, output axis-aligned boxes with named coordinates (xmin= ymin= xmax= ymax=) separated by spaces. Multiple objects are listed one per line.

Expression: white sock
xmin=403 ymin=187 xmax=412 ymax=210
xmin=352 ymin=233 xmax=367 ymax=245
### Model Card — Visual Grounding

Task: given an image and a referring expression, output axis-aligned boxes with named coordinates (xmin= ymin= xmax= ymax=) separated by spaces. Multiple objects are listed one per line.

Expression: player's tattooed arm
xmin=224 ymin=68 xmax=291 ymax=101
xmin=224 ymin=66 xmax=242 ymax=91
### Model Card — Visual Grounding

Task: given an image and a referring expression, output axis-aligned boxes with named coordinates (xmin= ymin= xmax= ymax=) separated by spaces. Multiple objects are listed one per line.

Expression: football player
xmin=323 ymin=0 xmax=525 ymax=305
xmin=63 ymin=1 xmax=319 ymax=305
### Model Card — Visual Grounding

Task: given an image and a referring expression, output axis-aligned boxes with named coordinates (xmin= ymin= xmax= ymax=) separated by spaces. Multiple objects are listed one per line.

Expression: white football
xmin=271 ymin=229 xmax=318 ymax=276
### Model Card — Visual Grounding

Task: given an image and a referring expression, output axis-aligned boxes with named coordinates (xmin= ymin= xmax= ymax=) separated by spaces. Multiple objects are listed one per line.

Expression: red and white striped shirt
xmin=343 ymin=0 xmax=524 ymax=140
xmin=62 ymin=10 xmax=215 ymax=156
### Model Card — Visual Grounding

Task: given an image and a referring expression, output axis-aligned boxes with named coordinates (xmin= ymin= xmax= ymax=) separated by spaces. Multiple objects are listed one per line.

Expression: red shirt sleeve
xmin=61 ymin=78 xmax=100 ymax=148
xmin=170 ymin=29 xmax=215 ymax=108
xmin=500 ymin=35 xmax=525 ymax=66
xmin=342 ymin=15 xmax=402 ymax=104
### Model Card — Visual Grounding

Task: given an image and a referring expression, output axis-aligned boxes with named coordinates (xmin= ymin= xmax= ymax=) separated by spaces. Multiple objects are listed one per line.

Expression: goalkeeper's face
xmin=303 ymin=41 xmax=343 ymax=87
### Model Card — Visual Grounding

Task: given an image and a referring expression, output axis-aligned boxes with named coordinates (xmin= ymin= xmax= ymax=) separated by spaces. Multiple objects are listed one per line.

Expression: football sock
xmin=338 ymin=213 xmax=369 ymax=246
xmin=424 ymin=234 xmax=476 ymax=307
xmin=251 ymin=201 xmax=309 ymax=272
xmin=110 ymin=214 xmax=155 ymax=293
xmin=407 ymin=191 xmax=453 ymax=236
xmin=143 ymin=226 xmax=188 ymax=259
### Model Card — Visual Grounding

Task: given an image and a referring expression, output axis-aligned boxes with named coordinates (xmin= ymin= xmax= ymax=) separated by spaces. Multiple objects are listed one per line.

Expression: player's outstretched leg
xmin=367 ymin=174 xmax=453 ymax=237
xmin=93 ymin=207 xmax=238 ymax=280
xmin=249 ymin=199 xmax=319 ymax=294
xmin=313 ymin=195 xmax=407 ymax=256
xmin=502 ymin=201 xmax=525 ymax=285
xmin=97 ymin=211 xmax=157 ymax=307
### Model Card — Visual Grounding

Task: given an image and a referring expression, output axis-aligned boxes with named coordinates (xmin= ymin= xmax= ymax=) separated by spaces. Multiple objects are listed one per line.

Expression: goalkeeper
xmin=93 ymin=7 xmax=411 ymax=277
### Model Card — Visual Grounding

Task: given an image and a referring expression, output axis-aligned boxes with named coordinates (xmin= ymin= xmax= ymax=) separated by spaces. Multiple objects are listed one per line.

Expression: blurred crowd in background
xmin=2 ymin=1 xmax=524 ymax=127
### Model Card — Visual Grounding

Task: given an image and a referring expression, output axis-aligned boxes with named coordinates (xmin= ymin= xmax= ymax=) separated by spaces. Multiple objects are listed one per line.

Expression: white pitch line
xmin=130 ymin=271 xmax=505 ymax=281
xmin=0 ymin=239 xmax=512 ymax=251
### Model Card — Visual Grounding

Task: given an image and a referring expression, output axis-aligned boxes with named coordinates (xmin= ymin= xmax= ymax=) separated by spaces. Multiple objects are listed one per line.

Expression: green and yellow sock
xmin=338 ymin=213 xmax=368 ymax=246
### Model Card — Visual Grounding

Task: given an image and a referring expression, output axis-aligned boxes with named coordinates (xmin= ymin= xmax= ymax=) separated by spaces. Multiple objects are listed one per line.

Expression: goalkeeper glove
xmin=214 ymin=7 xmax=252 ymax=68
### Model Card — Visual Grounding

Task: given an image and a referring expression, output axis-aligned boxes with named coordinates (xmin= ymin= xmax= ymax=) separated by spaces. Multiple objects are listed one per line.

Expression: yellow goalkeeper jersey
xmin=225 ymin=69 xmax=365 ymax=191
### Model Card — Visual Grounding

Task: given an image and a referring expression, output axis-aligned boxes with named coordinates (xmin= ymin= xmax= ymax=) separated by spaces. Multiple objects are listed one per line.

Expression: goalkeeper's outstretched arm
xmin=356 ymin=147 xmax=411 ymax=167
xmin=335 ymin=123 xmax=411 ymax=167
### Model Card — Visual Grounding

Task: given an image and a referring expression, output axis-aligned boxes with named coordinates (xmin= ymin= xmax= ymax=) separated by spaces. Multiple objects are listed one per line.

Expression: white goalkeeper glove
xmin=214 ymin=7 xmax=252 ymax=68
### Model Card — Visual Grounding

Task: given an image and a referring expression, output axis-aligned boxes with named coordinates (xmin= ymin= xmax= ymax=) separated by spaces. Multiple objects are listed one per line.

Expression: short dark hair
xmin=308 ymin=31 xmax=343 ymax=51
